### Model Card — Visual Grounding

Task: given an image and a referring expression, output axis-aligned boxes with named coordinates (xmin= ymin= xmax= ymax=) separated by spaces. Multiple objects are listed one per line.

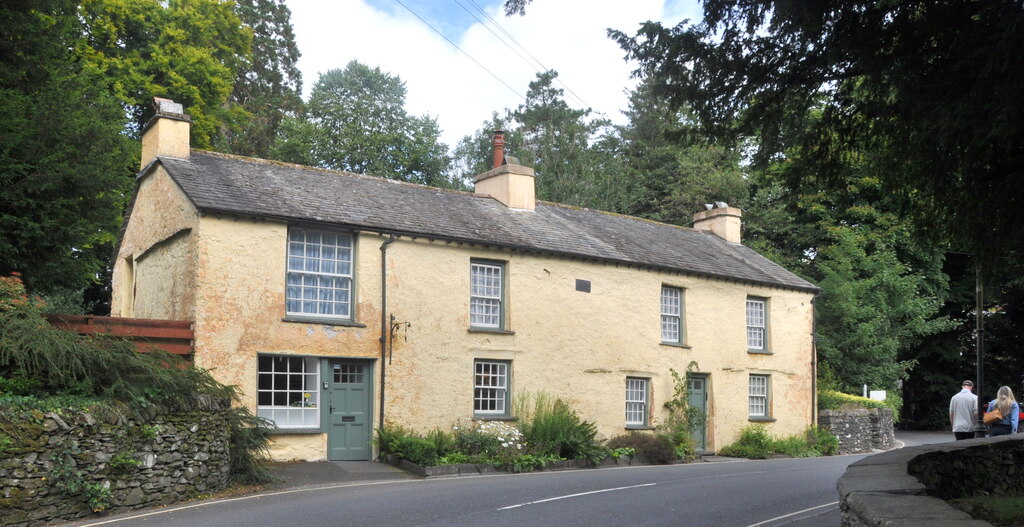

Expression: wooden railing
xmin=45 ymin=315 xmax=194 ymax=359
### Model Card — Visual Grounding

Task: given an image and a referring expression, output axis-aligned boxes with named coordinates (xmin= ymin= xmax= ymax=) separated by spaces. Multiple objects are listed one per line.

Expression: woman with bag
xmin=986 ymin=386 xmax=1019 ymax=436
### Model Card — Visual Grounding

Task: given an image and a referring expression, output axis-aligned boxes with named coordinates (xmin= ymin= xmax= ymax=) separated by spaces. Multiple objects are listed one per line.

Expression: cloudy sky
xmin=284 ymin=0 xmax=702 ymax=148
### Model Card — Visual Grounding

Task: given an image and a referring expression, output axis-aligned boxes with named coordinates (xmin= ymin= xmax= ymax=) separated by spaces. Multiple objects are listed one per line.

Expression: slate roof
xmin=154 ymin=151 xmax=818 ymax=293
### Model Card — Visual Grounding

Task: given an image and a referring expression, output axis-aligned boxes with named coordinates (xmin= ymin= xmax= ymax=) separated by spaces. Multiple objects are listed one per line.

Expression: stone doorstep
xmin=843 ymin=492 xmax=994 ymax=527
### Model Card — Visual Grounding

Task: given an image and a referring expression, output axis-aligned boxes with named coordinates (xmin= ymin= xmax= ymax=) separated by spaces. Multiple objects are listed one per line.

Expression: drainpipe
xmin=811 ymin=292 xmax=820 ymax=427
xmin=379 ymin=235 xmax=397 ymax=433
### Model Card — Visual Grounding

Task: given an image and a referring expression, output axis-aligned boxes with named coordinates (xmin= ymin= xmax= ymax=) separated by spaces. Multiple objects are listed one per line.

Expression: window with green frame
xmin=470 ymin=260 xmax=505 ymax=329
xmin=474 ymin=360 xmax=509 ymax=416
xmin=661 ymin=286 xmax=683 ymax=344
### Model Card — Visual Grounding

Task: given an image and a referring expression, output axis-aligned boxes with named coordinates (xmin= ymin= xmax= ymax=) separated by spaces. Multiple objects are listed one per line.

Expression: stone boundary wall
xmin=819 ymin=408 xmax=895 ymax=454
xmin=0 ymin=403 xmax=231 ymax=527
xmin=837 ymin=435 xmax=1024 ymax=527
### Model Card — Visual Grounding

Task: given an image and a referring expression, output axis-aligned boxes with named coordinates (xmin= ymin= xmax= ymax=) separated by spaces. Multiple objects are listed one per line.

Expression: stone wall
xmin=909 ymin=436 xmax=1024 ymax=500
xmin=818 ymin=408 xmax=894 ymax=454
xmin=837 ymin=436 xmax=1021 ymax=527
xmin=0 ymin=403 xmax=231 ymax=526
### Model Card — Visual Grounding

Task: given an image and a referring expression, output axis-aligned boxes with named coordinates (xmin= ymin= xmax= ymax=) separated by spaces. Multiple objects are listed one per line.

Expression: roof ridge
xmin=188 ymin=149 xmax=485 ymax=199
xmin=539 ymin=200 xmax=710 ymax=235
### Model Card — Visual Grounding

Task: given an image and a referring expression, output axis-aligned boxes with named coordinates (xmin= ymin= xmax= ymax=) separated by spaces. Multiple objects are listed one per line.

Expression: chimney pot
xmin=153 ymin=97 xmax=184 ymax=115
xmin=492 ymin=130 xmax=505 ymax=169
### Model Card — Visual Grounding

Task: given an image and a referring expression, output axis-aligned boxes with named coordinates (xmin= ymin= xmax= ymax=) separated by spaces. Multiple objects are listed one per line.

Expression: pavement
xmin=263 ymin=459 xmax=418 ymax=490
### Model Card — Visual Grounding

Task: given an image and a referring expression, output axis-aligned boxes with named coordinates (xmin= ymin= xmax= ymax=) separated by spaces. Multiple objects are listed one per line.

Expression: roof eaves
xmin=192 ymin=205 xmax=820 ymax=295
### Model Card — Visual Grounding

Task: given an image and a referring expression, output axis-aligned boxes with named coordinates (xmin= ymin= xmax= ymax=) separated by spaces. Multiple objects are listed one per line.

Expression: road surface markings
xmin=498 ymin=483 xmax=657 ymax=510
xmin=744 ymin=501 xmax=839 ymax=527
xmin=73 ymin=480 xmax=420 ymax=526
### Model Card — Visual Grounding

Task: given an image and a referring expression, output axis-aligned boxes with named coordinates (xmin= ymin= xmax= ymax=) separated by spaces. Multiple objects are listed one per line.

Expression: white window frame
xmin=626 ymin=377 xmax=649 ymax=427
xmin=474 ymin=360 xmax=509 ymax=416
xmin=470 ymin=260 xmax=504 ymax=329
xmin=286 ymin=228 xmax=353 ymax=320
xmin=257 ymin=355 xmax=320 ymax=429
xmin=661 ymin=286 xmax=683 ymax=344
xmin=746 ymin=297 xmax=767 ymax=351
xmin=749 ymin=374 xmax=769 ymax=418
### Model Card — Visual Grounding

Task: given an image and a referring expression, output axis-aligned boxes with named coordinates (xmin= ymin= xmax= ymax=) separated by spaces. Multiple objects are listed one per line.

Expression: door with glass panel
xmin=687 ymin=374 xmax=708 ymax=452
xmin=323 ymin=359 xmax=373 ymax=461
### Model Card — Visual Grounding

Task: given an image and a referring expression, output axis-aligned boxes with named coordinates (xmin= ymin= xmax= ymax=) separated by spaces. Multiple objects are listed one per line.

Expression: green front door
xmin=687 ymin=374 xmax=708 ymax=452
xmin=323 ymin=359 xmax=373 ymax=461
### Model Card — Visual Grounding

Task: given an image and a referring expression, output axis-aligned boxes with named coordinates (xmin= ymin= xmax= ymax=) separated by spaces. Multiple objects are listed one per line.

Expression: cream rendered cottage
xmin=111 ymin=99 xmax=820 ymax=461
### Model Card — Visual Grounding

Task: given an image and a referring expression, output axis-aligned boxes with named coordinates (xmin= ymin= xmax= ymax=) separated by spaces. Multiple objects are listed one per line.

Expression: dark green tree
xmin=612 ymin=1 xmax=1024 ymax=268
xmin=511 ymin=70 xmax=628 ymax=210
xmin=617 ymin=76 xmax=748 ymax=226
xmin=273 ymin=61 xmax=454 ymax=187
xmin=0 ymin=0 xmax=136 ymax=298
xmin=219 ymin=0 xmax=303 ymax=157
xmin=744 ymin=132 xmax=952 ymax=397
xmin=78 ymin=0 xmax=251 ymax=148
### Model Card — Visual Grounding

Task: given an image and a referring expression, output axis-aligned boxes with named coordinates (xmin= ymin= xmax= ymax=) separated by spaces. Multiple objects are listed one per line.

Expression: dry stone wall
xmin=818 ymin=408 xmax=894 ymax=453
xmin=0 ymin=403 xmax=231 ymax=526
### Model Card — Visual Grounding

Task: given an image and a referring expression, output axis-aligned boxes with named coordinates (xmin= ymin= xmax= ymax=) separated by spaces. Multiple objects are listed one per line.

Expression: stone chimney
xmin=140 ymin=98 xmax=191 ymax=169
xmin=473 ymin=131 xmax=536 ymax=210
xmin=693 ymin=202 xmax=742 ymax=243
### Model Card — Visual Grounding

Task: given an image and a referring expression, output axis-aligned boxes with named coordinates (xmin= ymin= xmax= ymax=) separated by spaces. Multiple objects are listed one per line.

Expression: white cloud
xmin=286 ymin=0 xmax=698 ymax=148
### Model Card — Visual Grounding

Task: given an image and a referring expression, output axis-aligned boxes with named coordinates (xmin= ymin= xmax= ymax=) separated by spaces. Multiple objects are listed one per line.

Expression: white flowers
xmin=453 ymin=419 xmax=525 ymax=453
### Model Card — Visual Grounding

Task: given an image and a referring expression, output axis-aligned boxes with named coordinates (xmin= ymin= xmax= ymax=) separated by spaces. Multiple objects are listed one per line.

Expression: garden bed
xmin=381 ymin=453 xmax=658 ymax=478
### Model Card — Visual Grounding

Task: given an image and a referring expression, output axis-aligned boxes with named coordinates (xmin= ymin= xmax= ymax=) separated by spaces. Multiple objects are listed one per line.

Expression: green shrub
xmin=522 ymin=399 xmax=605 ymax=464
xmin=375 ymin=424 xmax=414 ymax=456
xmin=108 ymin=451 xmax=141 ymax=473
xmin=394 ymin=436 xmax=439 ymax=467
xmin=508 ymin=453 xmax=553 ymax=473
xmin=453 ymin=425 xmax=502 ymax=457
xmin=718 ymin=425 xmax=771 ymax=459
xmin=438 ymin=452 xmax=471 ymax=465
xmin=806 ymin=426 xmax=839 ymax=456
xmin=770 ymin=435 xmax=817 ymax=457
xmin=607 ymin=432 xmax=677 ymax=464
xmin=818 ymin=389 xmax=901 ymax=421
xmin=426 ymin=428 xmax=456 ymax=457
xmin=0 ymin=273 xmax=274 ymax=485
xmin=717 ymin=443 xmax=770 ymax=459
xmin=226 ymin=407 xmax=275 ymax=484
xmin=718 ymin=425 xmax=837 ymax=459
xmin=0 ymin=375 xmax=43 ymax=396
xmin=610 ymin=447 xmax=636 ymax=459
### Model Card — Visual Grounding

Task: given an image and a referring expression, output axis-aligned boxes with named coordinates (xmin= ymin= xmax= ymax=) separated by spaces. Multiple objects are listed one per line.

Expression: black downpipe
xmin=811 ymin=292 xmax=820 ymax=426
xmin=379 ymin=235 xmax=396 ymax=435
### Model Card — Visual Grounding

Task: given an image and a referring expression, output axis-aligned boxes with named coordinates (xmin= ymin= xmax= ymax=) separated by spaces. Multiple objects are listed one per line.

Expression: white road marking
xmin=497 ymin=483 xmax=657 ymax=510
xmin=73 ymin=479 xmax=420 ymax=526
xmin=744 ymin=501 xmax=840 ymax=527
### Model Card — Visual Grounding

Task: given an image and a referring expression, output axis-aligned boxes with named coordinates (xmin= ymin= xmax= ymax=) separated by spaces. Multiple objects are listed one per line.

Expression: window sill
xmin=473 ymin=415 xmax=517 ymax=422
xmin=468 ymin=328 xmax=516 ymax=335
xmin=271 ymin=427 xmax=324 ymax=435
xmin=747 ymin=349 xmax=773 ymax=355
xmin=625 ymin=425 xmax=655 ymax=431
xmin=748 ymin=416 xmax=777 ymax=423
xmin=283 ymin=316 xmax=367 ymax=328
xmin=660 ymin=342 xmax=691 ymax=349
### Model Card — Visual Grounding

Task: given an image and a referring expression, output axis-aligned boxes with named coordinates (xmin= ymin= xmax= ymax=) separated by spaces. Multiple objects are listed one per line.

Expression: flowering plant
xmin=451 ymin=418 xmax=524 ymax=467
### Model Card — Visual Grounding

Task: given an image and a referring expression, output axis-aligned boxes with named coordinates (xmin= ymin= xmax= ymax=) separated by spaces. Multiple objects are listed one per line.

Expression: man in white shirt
xmin=950 ymin=380 xmax=978 ymax=440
